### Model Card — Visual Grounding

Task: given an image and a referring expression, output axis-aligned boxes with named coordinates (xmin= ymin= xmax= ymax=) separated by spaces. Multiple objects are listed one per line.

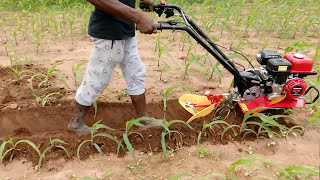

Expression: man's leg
xmin=122 ymin=36 xmax=162 ymax=127
xmin=69 ymin=38 xmax=121 ymax=134
xmin=130 ymin=93 xmax=148 ymax=117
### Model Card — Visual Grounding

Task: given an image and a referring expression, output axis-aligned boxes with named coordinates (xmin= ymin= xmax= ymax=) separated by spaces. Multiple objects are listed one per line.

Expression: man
xmin=68 ymin=0 xmax=158 ymax=134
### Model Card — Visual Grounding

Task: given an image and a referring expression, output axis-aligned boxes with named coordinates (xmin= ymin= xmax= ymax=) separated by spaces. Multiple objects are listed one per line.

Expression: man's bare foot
xmin=68 ymin=121 xmax=91 ymax=135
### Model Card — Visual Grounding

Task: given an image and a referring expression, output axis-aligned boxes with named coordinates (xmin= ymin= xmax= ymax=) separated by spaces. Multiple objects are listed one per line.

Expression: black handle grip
xmin=155 ymin=23 xmax=162 ymax=30
xmin=139 ymin=3 xmax=161 ymax=10
xmin=305 ymin=86 xmax=320 ymax=105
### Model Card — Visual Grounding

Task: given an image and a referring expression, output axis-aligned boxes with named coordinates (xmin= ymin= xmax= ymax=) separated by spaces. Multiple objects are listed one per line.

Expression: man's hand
xmin=138 ymin=0 xmax=156 ymax=34
xmin=136 ymin=15 xmax=156 ymax=34
xmin=141 ymin=0 xmax=154 ymax=11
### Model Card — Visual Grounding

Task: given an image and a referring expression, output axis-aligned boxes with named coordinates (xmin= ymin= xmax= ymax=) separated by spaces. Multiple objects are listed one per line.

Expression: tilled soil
xmin=0 ymin=65 xmax=302 ymax=168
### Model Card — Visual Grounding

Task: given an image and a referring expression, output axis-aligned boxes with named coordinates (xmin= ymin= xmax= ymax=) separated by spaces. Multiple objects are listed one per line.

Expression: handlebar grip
xmin=155 ymin=23 xmax=162 ymax=30
xmin=139 ymin=3 xmax=161 ymax=10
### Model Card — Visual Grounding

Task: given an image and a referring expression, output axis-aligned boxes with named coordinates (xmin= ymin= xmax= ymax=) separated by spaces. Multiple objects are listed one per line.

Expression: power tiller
xmin=140 ymin=1 xmax=319 ymax=123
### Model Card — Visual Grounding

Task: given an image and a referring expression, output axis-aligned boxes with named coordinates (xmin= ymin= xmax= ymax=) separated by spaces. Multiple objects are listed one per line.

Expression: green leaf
xmin=165 ymin=85 xmax=183 ymax=97
xmin=93 ymin=133 xmax=124 ymax=155
xmin=284 ymin=165 xmax=319 ymax=178
xmin=37 ymin=146 xmax=52 ymax=171
xmin=123 ymin=133 xmax=135 ymax=161
xmin=52 ymin=71 xmax=69 ymax=88
xmin=161 ymin=131 xmax=167 ymax=158
xmin=203 ymin=120 xmax=230 ymax=131
xmin=93 ymin=143 xmax=103 ymax=155
xmin=165 ymin=120 xmax=194 ymax=131
xmin=95 ymin=124 xmax=115 ymax=131
xmin=50 ymin=138 xmax=68 ymax=145
xmin=227 ymin=157 xmax=266 ymax=175
xmin=77 ymin=140 xmax=91 ymax=160
xmin=56 ymin=145 xmax=70 ymax=158
xmin=0 ymin=141 xmax=8 ymax=164
xmin=221 ymin=125 xmax=240 ymax=141
xmin=29 ymin=73 xmax=46 ymax=91
xmin=41 ymin=92 xmax=60 ymax=106
xmin=48 ymin=62 xmax=62 ymax=75
xmin=16 ymin=140 xmax=41 ymax=157
xmin=197 ymin=131 xmax=202 ymax=145
xmin=313 ymin=47 xmax=319 ymax=64
xmin=93 ymin=100 xmax=98 ymax=119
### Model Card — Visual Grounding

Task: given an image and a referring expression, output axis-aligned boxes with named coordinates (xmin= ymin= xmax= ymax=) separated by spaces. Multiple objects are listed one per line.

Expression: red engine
xmin=281 ymin=52 xmax=314 ymax=100
xmin=283 ymin=78 xmax=307 ymax=100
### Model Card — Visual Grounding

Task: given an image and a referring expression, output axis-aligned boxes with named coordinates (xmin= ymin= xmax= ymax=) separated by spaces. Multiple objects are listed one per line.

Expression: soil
xmin=0 ymin=13 xmax=319 ymax=179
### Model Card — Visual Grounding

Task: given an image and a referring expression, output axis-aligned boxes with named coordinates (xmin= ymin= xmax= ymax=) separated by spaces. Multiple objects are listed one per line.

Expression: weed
xmin=195 ymin=145 xmax=211 ymax=158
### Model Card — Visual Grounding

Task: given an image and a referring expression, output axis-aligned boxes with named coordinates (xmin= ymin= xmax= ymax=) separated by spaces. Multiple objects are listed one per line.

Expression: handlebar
xmin=139 ymin=3 xmax=161 ymax=10
xmin=139 ymin=1 xmax=249 ymax=86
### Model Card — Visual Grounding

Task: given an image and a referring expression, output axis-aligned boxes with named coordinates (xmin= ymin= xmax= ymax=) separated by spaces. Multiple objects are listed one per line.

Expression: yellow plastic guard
xmin=270 ymin=94 xmax=286 ymax=105
xmin=178 ymin=94 xmax=217 ymax=123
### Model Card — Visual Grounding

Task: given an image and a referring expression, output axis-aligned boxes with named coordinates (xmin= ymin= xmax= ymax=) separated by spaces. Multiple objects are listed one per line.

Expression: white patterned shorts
xmin=75 ymin=36 xmax=146 ymax=106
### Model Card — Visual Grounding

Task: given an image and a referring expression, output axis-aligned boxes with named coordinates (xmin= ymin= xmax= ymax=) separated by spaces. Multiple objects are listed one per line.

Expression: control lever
xmin=159 ymin=20 xmax=181 ymax=25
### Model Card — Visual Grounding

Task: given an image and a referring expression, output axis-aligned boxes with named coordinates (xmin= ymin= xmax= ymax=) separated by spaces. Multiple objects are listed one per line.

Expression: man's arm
xmin=87 ymin=0 xmax=156 ymax=34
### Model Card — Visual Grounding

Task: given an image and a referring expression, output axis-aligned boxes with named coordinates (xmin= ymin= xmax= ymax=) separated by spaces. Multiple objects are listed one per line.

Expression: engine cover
xmin=284 ymin=52 xmax=313 ymax=73
xmin=283 ymin=78 xmax=307 ymax=100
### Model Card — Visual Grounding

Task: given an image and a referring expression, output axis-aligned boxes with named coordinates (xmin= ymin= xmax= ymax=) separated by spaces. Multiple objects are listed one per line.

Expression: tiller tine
xmin=178 ymin=92 xmax=223 ymax=123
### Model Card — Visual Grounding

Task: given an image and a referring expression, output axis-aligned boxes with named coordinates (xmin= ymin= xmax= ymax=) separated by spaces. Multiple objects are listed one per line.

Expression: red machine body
xmin=284 ymin=52 xmax=314 ymax=73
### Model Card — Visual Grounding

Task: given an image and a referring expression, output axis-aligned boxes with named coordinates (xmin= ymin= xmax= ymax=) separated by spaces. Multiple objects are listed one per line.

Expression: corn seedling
xmin=240 ymin=107 xmax=304 ymax=140
xmin=35 ymin=138 xmax=69 ymax=171
xmin=77 ymin=121 xmax=123 ymax=160
xmin=122 ymin=117 xmax=157 ymax=161
xmin=284 ymin=40 xmax=312 ymax=54
xmin=93 ymin=99 xmax=98 ymax=119
xmin=159 ymin=60 xmax=171 ymax=81
xmin=72 ymin=60 xmax=87 ymax=85
xmin=160 ymin=85 xmax=182 ymax=115
xmin=197 ymin=120 xmax=234 ymax=145
xmin=118 ymin=89 xmax=129 ymax=101
xmin=0 ymin=138 xmax=40 ymax=164
xmin=183 ymin=54 xmax=206 ymax=79
xmin=30 ymin=62 xmax=69 ymax=91
xmin=9 ymin=66 xmax=34 ymax=83
xmin=33 ymin=92 xmax=61 ymax=106
xmin=155 ymin=33 xmax=173 ymax=67
xmin=34 ymin=28 xmax=41 ymax=55
xmin=161 ymin=115 xmax=193 ymax=158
